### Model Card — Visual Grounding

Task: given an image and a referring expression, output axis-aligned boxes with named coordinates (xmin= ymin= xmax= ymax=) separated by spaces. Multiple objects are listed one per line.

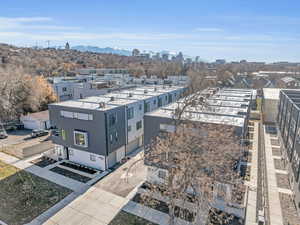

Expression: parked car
xmin=0 ymin=131 xmax=8 ymax=139
xmin=265 ymin=126 xmax=277 ymax=135
xmin=31 ymin=129 xmax=49 ymax=138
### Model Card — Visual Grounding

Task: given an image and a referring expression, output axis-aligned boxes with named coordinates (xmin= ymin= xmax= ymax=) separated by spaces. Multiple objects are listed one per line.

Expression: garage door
xmin=22 ymin=120 xmax=40 ymax=130
xmin=127 ymin=138 xmax=140 ymax=155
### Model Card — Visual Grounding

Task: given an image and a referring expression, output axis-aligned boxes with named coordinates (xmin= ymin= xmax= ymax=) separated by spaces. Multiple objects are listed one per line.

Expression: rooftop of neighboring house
xmin=51 ymin=100 xmax=121 ymax=111
xmin=145 ymin=107 xmax=246 ymax=127
xmin=280 ymin=76 xmax=296 ymax=83
xmin=161 ymin=102 xmax=248 ymax=117
xmin=22 ymin=110 xmax=49 ymax=121
xmin=79 ymin=95 xmax=140 ymax=106
xmin=263 ymin=88 xmax=281 ymax=100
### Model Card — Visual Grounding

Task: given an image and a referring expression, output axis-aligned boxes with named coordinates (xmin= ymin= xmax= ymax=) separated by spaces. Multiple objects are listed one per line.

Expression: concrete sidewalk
xmin=263 ymin=125 xmax=284 ymax=225
xmin=42 ymin=187 xmax=130 ymax=225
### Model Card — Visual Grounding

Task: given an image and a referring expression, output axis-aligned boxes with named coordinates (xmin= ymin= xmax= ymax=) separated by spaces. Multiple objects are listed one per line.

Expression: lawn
xmin=109 ymin=211 xmax=157 ymax=225
xmin=0 ymin=160 xmax=72 ymax=225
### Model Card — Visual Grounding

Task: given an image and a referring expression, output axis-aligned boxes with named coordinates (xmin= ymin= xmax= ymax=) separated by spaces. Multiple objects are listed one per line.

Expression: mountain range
xmin=71 ymin=45 xmax=132 ymax=56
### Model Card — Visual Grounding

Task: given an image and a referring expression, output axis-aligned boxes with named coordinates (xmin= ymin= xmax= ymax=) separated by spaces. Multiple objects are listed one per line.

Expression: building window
xmin=160 ymin=124 xmax=175 ymax=133
xmin=110 ymin=134 xmax=113 ymax=143
xmin=90 ymin=154 xmax=96 ymax=161
xmin=62 ymin=87 xmax=67 ymax=92
xmin=139 ymin=104 xmax=142 ymax=110
xmin=127 ymin=107 xmax=134 ymax=120
xmin=60 ymin=111 xmax=93 ymax=120
xmin=115 ymin=131 xmax=118 ymax=141
xmin=74 ymin=130 xmax=88 ymax=147
xmin=144 ymin=102 xmax=151 ymax=113
xmin=136 ymin=121 xmax=142 ymax=130
xmin=158 ymin=170 xmax=166 ymax=179
xmin=69 ymin=149 xmax=74 ymax=156
xmin=61 ymin=129 xmax=66 ymax=140
xmin=128 ymin=125 xmax=132 ymax=132
xmin=109 ymin=113 xmax=117 ymax=127
xmin=154 ymin=100 xmax=157 ymax=105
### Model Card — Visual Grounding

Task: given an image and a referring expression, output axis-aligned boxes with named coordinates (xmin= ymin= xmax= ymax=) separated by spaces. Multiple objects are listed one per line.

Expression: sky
xmin=0 ymin=0 xmax=300 ymax=62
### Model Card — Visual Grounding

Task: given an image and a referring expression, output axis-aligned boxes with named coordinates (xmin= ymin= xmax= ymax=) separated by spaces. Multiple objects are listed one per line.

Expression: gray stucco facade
xmin=49 ymin=103 xmax=126 ymax=158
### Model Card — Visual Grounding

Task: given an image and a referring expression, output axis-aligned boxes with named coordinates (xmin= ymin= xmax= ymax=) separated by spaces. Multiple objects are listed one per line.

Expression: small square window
xmin=90 ymin=154 xmax=96 ymax=161
xmin=128 ymin=125 xmax=132 ymax=132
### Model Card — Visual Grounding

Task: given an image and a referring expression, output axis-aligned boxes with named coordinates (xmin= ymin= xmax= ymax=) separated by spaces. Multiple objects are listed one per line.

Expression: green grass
xmin=0 ymin=160 xmax=72 ymax=225
xmin=109 ymin=211 xmax=158 ymax=225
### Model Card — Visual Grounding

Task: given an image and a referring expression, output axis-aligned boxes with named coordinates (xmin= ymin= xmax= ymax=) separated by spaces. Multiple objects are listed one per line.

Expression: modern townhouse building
xmin=48 ymin=100 xmax=126 ymax=170
xmin=277 ymin=89 xmax=300 ymax=213
xmin=47 ymin=85 xmax=186 ymax=170
xmin=142 ymin=88 xmax=254 ymax=222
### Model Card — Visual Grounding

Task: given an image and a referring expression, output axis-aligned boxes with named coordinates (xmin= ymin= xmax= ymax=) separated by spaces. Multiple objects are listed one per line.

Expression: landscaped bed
xmin=0 ymin=160 xmax=71 ymax=225
xmin=276 ymin=173 xmax=290 ymax=189
xmin=50 ymin=166 xmax=92 ymax=183
xmin=109 ymin=210 xmax=157 ymax=225
xmin=279 ymin=193 xmax=300 ymax=225
xmin=60 ymin=161 xmax=98 ymax=174
xmin=31 ymin=156 xmax=57 ymax=168
xmin=132 ymin=193 xmax=195 ymax=223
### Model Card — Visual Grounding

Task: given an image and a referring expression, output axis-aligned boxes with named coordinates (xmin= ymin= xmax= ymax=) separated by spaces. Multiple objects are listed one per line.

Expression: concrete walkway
xmin=263 ymin=125 xmax=284 ymax=225
xmin=0 ymin=152 xmax=108 ymax=191
xmin=42 ymin=187 xmax=130 ymax=225
xmin=0 ymin=152 xmax=85 ymax=191
xmin=245 ymin=121 xmax=259 ymax=225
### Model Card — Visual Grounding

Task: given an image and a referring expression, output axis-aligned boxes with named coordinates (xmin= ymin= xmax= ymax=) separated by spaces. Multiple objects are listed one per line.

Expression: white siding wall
xmin=69 ymin=147 xmax=106 ymax=170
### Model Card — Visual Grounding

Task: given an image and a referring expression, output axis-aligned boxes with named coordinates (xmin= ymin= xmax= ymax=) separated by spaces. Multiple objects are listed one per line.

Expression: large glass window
xmin=61 ymin=129 xmax=66 ymax=140
xmin=136 ymin=121 xmax=142 ymax=130
xmin=109 ymin=113 xmax=117 ymax=127
xmin=127 ymin=107 xmax=134 ymax=120
xmin=74 ymin=130 xmax=88 ymax=147
xmin=144 ymin=102 xmax=151 ymax=113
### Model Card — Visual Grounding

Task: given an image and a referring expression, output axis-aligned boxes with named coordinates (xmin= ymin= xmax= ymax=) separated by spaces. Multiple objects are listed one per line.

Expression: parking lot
xmin=0 ymin=129 xmax=32 ymax=147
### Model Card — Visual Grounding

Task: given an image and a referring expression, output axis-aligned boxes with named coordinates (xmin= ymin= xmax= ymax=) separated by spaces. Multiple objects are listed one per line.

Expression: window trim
xmin=73 ymin=130 xmax=88 ymax=148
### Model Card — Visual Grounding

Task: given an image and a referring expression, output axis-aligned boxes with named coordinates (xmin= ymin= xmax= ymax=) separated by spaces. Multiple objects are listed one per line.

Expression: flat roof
xmin=162 ymin=102 xmax=247 ymax=117
xmin=263 ymin=88 xmax=281 ymax=100
xmin=52 ymin=100 xmax=121 ymax=111
xmin=206 ymin=99 xmax=250 ymax=108
xmin=146 ymin=108 xmax=245 ymax=127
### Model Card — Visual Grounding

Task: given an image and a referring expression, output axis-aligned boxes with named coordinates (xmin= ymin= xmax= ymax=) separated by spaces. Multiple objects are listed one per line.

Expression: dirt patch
xmin=50 ymin=166 xmax=91 ymax=183
xmin=272 ymin=147 xmax=281 ymax=157
xmin=276 ymin=174 xmax=290 ymax=189
xmin=274 ymin=158 xmax=285 ymax=170
xmin=279 ymin=193 xmax=300 ymax=225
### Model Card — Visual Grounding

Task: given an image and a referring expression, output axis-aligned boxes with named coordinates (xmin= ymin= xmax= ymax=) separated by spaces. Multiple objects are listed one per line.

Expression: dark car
xmin=265 ymin=126 xmax=277 ymax=135
xmin=31 ymin=129 xmax=49 ymax=138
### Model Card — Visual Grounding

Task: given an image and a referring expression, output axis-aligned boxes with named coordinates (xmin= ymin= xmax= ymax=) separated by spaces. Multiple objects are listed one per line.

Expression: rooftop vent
xmin=110 ymin=96 xmax=115 ymax=101
xmin=144 ymin=90 xmax=148 ymax=94
xmin=99 ymin=102 xmax=106 ymax=108
xmin=154 ymin=87 xmax=157 ymax=91
xmin=128 ymin=93 xmax=133 ymax=97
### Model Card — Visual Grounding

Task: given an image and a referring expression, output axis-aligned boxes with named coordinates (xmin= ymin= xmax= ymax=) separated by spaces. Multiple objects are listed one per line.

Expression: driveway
xmin=94 ymin=151 xmax=147 ymax=197
xmin=0 ymin=129 xmax=32 ymax=147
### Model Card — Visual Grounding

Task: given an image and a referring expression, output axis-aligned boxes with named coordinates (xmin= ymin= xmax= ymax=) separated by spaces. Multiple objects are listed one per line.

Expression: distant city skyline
xmin=1 ymin=0 xmax=300 ymax=62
